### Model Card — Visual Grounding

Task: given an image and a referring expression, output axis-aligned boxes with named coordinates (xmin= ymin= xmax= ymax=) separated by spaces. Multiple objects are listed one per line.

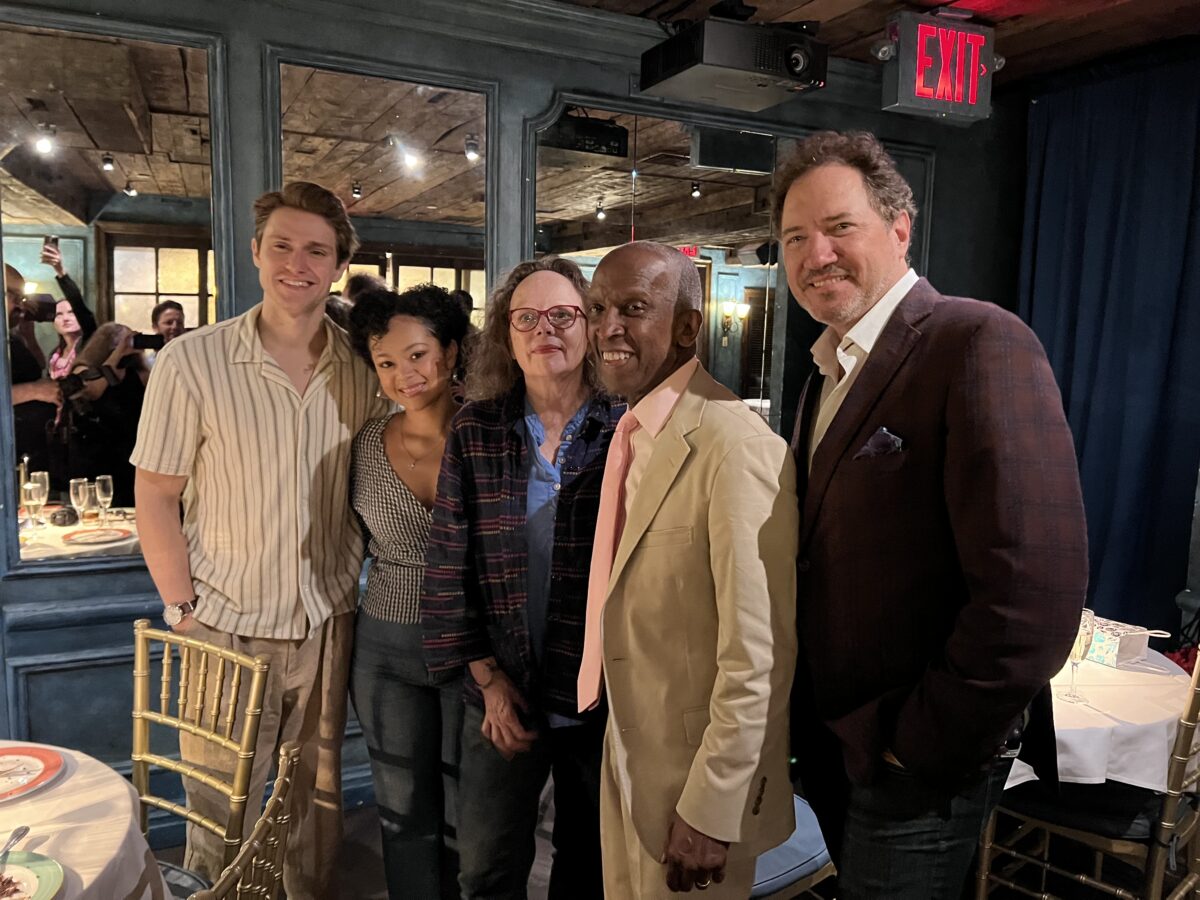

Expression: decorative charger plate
xmin=61 ymin=527 xmax=133 ymax=546
xmin=0 ymin=746 xmax=64 ymax=803
xmin=0 ymin=851 xmax=66 ymax=899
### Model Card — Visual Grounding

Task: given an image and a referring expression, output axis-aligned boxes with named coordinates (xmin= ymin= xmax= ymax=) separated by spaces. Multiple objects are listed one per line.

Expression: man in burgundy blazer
xmin=777 ymin=131 xmax=1089 ymax=899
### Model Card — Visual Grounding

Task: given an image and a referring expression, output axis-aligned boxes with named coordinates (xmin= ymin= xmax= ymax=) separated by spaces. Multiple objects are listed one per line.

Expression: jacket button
xmin=797 ymin=559 xmax=811 ymax=572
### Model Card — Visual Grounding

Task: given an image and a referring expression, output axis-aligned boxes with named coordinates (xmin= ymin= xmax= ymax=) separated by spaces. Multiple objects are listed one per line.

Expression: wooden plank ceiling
xmin=537 ymin=108 xmax=775 ymax=254
xmin=0 ymin=24 xmax=210 ymax=226
xmin=280 ymin=64 xmax=486 ymax=226
xmin=556 ymin=0 xmax=1200 ymax=83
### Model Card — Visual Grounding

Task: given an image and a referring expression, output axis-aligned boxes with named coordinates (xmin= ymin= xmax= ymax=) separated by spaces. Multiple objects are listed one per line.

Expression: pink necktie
xmin=577 ymin=411 xmax=639 ymax=712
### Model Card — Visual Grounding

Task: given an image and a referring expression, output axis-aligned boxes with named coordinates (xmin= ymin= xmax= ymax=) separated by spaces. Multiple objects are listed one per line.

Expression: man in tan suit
xmin=577 ymin=241 xmax=798 ymax=896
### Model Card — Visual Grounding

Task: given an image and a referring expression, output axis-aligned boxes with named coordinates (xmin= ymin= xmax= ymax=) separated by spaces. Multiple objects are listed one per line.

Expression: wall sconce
xmin=720 ymin=300 xmax=751 ymax=346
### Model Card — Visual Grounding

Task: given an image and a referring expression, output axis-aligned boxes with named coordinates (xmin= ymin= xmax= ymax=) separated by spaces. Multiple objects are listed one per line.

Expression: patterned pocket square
xmin=853 ymin=427 xmax=905 ymax=459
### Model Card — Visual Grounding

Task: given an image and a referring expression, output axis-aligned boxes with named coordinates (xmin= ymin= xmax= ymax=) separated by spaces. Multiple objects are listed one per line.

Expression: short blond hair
xmin=253 ymin=182 xmax=359 ymax=265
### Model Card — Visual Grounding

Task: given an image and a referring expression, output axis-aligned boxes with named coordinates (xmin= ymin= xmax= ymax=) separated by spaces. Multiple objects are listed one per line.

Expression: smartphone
xmin=20 ymin=294 xmax=57 ymax=322
xmin=132 ymin=333 xmax=165 ymax=351
xmin=42 ymin=235 xmax=59 ymax=249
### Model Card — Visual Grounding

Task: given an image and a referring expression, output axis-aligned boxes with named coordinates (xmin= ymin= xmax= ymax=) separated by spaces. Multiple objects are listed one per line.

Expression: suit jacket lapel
xmin=800 ymin=281 xmax=937 ymax=548
xmin=606 ymin=375 xmax=704 ymax=594
xmin=790 ymin=364 xmax=821 ymax=498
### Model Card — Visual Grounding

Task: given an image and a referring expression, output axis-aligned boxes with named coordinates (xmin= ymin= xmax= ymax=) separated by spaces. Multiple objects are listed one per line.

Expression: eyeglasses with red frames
xmin=508 ymin=305 xmax=582 ymax=332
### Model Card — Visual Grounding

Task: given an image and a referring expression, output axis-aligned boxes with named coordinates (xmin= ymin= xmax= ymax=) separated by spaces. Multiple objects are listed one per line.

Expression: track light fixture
xmin=351 ymin=181 xmax=362 ymax=200
xmin=123 ymin=181 xmax=138 ymax=197
xmin=691 ymin=181 xmax=701 ymax=198
xmin=101 ymin=153 xmax=115 ymax=172
xmin=34 ymin=124 xmax=55 ymax=155
xmin=464 ymin=134 xmax=480 ymax=162
xmin=595 ymin=200 xmax=606 ymax=221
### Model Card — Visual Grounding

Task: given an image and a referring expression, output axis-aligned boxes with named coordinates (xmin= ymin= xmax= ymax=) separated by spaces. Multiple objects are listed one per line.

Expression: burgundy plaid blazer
xmin=790 ymin=278 xmax=1088 ymax=793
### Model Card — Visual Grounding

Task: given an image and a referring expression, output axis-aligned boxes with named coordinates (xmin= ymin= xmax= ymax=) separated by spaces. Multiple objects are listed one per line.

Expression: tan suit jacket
xmin=601 ymin=365 xmax=799 ymax=859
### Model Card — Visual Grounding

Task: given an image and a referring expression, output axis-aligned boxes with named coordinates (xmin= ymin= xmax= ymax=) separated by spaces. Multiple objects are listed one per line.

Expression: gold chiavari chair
xmin=975 ymin=657 xmax=1200 ymax=899
xmin=132 ymin=618 xmax=271 ymax=875
xmin=188 ymin=742 xmax=301 ymax=900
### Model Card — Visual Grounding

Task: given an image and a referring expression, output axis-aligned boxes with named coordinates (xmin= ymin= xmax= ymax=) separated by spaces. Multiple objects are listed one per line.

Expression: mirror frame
xmin=263 ymin=44 xmax=500 ymax=290
xmin=0 ymin=4 xmax=234 ymax=577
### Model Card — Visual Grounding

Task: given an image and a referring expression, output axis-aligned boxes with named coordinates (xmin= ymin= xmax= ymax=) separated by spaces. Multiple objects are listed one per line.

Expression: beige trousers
xmin=179 ymin=613 xmax=352 ymax=900
xmin=599 ymin=730 xmax=756 ymax=899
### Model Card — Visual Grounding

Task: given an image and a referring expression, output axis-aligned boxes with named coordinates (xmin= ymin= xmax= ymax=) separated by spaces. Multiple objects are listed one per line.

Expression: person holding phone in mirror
xmin=422 ymin=257 xmax=622 ymax=900
xmin=132 ymin=182 xmax=386 ymax=899
xmin=41 ymin=238 xmax=98 ymax=381
xmin=345 ymin=284 xmax=469 ymax=900
xmin=151 ymin=299 xmax=186 ymax=344
xmin=5 ymin=263 xmax=59 ymax=473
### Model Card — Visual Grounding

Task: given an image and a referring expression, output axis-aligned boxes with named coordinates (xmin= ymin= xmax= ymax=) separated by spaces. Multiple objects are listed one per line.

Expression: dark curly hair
xmin=772 ymin=130 xmax=917 ymax=232
xmin=348 ymin=284 xmax=470 ymax=378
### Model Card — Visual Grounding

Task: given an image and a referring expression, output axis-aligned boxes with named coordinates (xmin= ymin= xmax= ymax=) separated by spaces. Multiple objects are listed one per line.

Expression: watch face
xmin=163 ymin=605 xmax=183 ymax=626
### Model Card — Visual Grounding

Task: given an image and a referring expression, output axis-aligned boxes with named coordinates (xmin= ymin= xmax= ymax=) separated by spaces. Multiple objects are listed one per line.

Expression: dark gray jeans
xmin=457 ymin=702 xmax=605 ymax=900
xmin=838 ymin=757 xmax=1014 ymax=900
xmin=349 ymin=611 xmax=464 ymax=900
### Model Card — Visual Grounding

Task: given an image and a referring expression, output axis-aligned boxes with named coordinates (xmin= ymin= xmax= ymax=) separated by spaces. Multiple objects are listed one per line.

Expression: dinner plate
xmin=0 ymin=747 xmax=64 ymax=803
xmin=61 ymin=527 xmax=133 ymax=546
xmin=0 ymin=851 xmax=65 ymax=899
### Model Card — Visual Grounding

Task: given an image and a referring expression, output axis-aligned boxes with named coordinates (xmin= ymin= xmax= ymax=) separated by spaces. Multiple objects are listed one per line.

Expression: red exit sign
xmin=679 ymin=245 xmax=699 ymax=257
xmin=883 ymin=12 xmax=994 ymax=123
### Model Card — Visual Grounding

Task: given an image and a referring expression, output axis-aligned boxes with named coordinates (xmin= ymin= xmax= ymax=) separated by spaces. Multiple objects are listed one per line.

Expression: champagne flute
xmin=95 ymin=475 xmax=114 ymax=527
xmin=1060 ymin=609 xmax=1096 ymax=704
xmin=68 ymin=477 xmax=89 ymax=527
xmin=30 ymin=471 xmax=49 ymax=526
xmin=20 ymin=481 xmax=46 ymax=531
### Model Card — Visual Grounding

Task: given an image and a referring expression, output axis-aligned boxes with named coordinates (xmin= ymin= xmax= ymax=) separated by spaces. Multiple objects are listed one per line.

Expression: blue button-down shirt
xmin=520 ymin=397 xmax=589 ymax=728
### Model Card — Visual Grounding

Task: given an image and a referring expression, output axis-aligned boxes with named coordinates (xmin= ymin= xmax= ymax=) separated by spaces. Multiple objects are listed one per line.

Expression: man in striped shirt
xmin=132 ymin=182 xmax=384 ymax=898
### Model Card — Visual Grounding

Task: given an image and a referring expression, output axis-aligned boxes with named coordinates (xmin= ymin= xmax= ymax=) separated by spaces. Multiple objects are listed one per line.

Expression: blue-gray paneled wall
xmin=0 ymin=0 xmax=1027 ymax=847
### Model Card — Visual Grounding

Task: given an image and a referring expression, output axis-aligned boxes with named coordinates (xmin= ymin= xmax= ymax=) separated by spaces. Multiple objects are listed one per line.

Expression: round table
xmin=0 ymin=739 xmax=168 ymax=899
xmin=18 ymin=508 xmax=140 ymax=561
xmin=1006 ymin=649 xmax=1193 ymax=792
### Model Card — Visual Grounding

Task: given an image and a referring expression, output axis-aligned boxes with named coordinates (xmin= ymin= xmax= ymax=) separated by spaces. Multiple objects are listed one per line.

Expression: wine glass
xmin=29 ymin=471 xmax=50 ymax=526
xmin=1060 ymin=609 xmax=1096 ymax=704
xmin=95 ymin=475 xmax=114 ymax=527
xmin=68 ymin=477 xmax=89 ymax=527
xmin=20 ymin=481 xmax=47 ymax=531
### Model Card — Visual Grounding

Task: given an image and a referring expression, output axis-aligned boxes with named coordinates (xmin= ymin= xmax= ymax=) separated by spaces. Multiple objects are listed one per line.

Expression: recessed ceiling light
xmin=34 ymin=124 xmax=55 ymax=155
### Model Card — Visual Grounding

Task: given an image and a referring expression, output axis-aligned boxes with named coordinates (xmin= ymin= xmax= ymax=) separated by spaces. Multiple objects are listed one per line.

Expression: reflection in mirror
xmin=536 ymin=108 xmax=777 ymax=419
xmin=280 ymin=64 xmax=486 ymax=326
xmin=1 ymin=23 xmax=213 ymax=561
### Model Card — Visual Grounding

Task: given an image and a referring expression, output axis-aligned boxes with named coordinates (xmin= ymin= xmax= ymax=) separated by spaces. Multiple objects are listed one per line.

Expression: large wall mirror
xmin=279 ymin=63 xmax=487 ymax=324
xmin=1 ymin=21 xmax=215 ymax=564
xmin=536 ymin=107 xmax=779 ymax=421
xmin=535 ymin=108 xmax=932 ymax=431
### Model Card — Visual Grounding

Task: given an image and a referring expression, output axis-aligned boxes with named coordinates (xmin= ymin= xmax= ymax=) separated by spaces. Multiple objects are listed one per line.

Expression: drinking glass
xmin=68 ymin=477 xmax=89 ymax=526
xmin=1060 ymin=609 xmax=1096 ymax=704
xmin=20 ymin=481 xmax=47 ymax=531
xmin=29 ymin=471 xmax=49 ymax=526
xmin=82 ymin=483 xmax=101 ymax=526
xmin=95 ymin=475 xmax=114 ymax=527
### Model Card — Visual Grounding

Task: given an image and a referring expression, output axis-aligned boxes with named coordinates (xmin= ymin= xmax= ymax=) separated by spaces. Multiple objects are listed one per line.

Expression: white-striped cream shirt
xmin=131 ymin=305 xmax=385 ymax=639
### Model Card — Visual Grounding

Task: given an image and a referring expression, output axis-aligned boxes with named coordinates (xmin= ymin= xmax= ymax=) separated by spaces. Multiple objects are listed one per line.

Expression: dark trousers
xmin=350 ymin=612 xmax=464 ymax=900
xmin=457 ymin=702 xmax=605 ymax=900
xmin=799 ymin=731 xmax=1012 ymax=900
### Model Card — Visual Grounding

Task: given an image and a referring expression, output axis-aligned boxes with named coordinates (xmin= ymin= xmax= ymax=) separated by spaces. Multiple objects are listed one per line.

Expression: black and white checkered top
xmin=351 ymin=414 xmax=432 ymax=624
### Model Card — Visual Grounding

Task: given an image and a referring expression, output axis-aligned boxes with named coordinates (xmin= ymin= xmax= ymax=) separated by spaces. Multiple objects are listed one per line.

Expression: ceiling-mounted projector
xmin=640 ymin=18 xmax=827 ymax=113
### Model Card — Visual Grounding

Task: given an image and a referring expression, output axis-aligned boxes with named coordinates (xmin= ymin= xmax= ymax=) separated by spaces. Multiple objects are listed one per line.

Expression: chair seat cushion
xmin=158 ymin=860 xmax=212 ymax=899
xmin=752 ymin=795 xmax=832 ymax=897
xmin=1002 ymin=780 xmax=1195 ymax=841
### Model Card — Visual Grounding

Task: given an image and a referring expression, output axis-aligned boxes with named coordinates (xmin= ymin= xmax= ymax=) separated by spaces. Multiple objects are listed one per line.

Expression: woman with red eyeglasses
xmin=422 ymin=256 xmax=623 ymax=899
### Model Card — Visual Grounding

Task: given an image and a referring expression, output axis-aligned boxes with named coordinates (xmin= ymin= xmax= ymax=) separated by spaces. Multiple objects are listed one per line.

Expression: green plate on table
xmin=0 ymin=850 xmax=64 ymax=899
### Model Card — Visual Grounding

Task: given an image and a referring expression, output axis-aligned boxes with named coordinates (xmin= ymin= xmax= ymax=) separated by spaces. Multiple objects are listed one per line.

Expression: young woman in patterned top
xmin=347 ymin=284 xmax=469 ymax=900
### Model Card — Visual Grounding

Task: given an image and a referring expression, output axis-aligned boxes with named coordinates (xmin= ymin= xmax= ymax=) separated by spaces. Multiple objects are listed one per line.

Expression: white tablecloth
xmin=1006 ymin=650 xmax=1193 ymax=792
xmin=19 ymin=509 xmax=140 ymax=561
xmin=0 ymin=740 xmax=168 ymax=899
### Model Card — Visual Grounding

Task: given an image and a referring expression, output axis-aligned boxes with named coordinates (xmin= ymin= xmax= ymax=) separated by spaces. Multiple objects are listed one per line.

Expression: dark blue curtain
xmin=1019 ymin=51 xmax=1200 ymax=634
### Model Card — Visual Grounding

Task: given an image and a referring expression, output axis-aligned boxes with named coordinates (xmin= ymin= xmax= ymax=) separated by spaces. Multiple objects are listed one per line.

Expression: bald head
xmin=588 ymin=241 xmax=704 ymax=403
xmin=599 ymin=241 xmax=701 ymax=314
